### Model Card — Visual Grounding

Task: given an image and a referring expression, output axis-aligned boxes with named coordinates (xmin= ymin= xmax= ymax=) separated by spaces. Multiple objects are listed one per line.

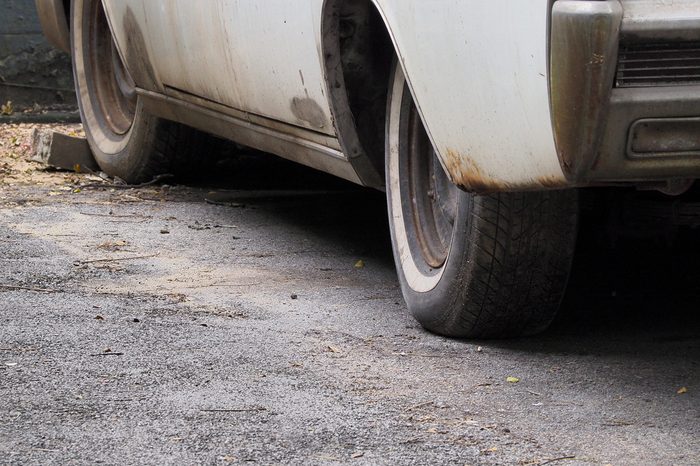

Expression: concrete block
xmin=31 ymin=129 xmax=99 ymax=172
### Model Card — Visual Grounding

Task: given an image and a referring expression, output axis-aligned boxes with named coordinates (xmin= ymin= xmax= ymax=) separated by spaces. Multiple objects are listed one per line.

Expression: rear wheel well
xmin=64 ymin=0 xmax=71 ymax=27
xmin=321 ymin=0 xmax=394 ymax=188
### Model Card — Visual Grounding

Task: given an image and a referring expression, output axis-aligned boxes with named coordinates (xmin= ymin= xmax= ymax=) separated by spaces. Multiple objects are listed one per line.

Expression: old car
xmin=36 ymin=0 xmax=700 ymax=338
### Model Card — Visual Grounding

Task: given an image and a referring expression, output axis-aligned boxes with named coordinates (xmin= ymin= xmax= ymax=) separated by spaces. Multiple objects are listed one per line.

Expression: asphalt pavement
xmin=0 ymin=125 xmax=698 ymax=465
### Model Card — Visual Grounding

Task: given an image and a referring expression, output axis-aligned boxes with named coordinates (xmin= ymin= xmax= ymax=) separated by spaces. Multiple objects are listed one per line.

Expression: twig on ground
xmin=106 ymin=219 xmax=150 ymax=224
xmin=602 ymin=419 xmax=635 ymax=427
xmin=80 ymin=173 xmax=174 ymax=190
xmin=0 ymin=284 xmax=59 ymax=293
xmin=201 ymin=407 xmax=267 ymax=413
xmin=79 ymin=212 xmax=151 ymax=219
xmin=182 ymin=282 xmax=262 ymax=289
xmin=404 ymin=401 xmax=434 ymax=412
xmin=76 ymin=254 xmax=158 ymax=265
xmin=91 ymin=352 xmax=125 ymax=357
xmin=539 ymin=456 xmax=576 ymax=465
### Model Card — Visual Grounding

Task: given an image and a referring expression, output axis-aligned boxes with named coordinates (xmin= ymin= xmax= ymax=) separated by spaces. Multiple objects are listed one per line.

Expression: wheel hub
xmin=88 ymin=1 xmax=136 ymax=135
xmin=403 ymin=99 xmax=460 ymax=269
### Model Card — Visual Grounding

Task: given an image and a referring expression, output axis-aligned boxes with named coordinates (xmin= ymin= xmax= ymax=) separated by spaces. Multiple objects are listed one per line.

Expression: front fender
xmin=372 ymin=0 xmax=568 ymax=192
xmin=35 ymin=0 xmax=71 ymax=54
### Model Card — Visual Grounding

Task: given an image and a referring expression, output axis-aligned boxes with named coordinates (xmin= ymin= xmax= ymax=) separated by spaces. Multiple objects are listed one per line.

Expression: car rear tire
xmin=71 ymin=0 xmax=204 ymax=183
xmin=386 ymin=64 xmax=579 ymax=339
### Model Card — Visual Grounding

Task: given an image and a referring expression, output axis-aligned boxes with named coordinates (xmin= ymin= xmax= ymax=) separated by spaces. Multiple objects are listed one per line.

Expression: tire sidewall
xmin=71 ymin=0 xmax=152 ymax=177
xmin=385 ymin=63 xmax=475 ymax=333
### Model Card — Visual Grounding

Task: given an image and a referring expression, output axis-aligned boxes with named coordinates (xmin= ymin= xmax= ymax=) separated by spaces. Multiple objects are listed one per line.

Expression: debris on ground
xmin=31 ymin=128 xmax=99 ymax=172
xmin=0 ymin=123 xmax=84 ymax=189
xmin=1 ymin=101 xmax=14 ymax=116
xmin=1 ymin=122 xmax=697 ymax=465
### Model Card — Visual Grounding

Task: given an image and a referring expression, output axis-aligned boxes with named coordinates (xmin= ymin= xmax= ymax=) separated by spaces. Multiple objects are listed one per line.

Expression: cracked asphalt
xmin=0 ymin=124 xmax=698 ymax=465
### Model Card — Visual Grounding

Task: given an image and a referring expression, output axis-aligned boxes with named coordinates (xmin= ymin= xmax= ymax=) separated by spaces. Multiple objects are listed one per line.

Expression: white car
xmin=37 ymin=0 xmax=700 ymax=338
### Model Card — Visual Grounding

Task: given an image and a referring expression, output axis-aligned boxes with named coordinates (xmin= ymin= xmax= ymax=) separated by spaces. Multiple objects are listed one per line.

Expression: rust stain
xmin=443 ymin=149 xmax=569 ymax=192
xmin=533 ymin=175 xmax=568 ymax=189
xmin=443 ymin=149 xmax=510 ymax=193
xmin=290 ymin=97 xmax=328 ymax=129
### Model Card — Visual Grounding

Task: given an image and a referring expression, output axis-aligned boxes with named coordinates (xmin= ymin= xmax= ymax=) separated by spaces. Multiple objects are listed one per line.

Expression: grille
xmin=616 ymin=42 xmax=700 ymax=88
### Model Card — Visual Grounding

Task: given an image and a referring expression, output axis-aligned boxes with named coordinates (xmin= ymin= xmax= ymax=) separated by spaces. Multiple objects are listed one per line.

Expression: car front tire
xmin=386 ymin=63 xmax=579 ymax=339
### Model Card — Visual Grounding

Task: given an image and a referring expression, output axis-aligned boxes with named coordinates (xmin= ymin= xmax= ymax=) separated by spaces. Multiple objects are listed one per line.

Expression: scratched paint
xmin=103 ymin=0 xmax=337 ymax=137
xmin=290 ymin=97 xmax=328 ymax=130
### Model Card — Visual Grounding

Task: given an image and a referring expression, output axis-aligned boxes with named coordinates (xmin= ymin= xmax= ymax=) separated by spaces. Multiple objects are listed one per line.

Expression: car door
xmin=102 ymin=0 xmax=336 ymax=137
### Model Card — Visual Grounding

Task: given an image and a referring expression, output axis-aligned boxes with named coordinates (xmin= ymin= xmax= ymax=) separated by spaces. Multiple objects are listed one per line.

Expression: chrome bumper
xmin=550 ymin=0 xmax=700 ymax=186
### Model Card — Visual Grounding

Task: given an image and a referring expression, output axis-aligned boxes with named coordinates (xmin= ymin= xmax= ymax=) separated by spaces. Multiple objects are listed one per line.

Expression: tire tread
xmin=429 ymin=190 xmax=578 ymax=339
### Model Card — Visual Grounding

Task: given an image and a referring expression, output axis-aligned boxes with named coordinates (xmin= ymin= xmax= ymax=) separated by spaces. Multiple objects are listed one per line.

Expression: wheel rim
xmin=87 ymin=1 xmax=136 ymax=136
xmin=399 ymin=91 xmax=460 ymax=270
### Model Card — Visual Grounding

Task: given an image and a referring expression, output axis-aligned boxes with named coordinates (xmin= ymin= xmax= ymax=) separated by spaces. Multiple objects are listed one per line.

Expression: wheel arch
xmin=35 ymin=0 xmax=72 ymax=53
xmin=320 ymin=0 xmax=405 ymax=189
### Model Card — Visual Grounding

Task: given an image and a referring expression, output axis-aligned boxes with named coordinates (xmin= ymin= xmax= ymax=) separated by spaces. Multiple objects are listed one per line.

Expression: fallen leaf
xmin=327 ymin=345 xmax=341 ymax=353
xmin=94 ymin=315 xmax=105 ymax=321
xmin=506 ymin=376 xmax=520 ymax=384
xmin=354 ymin=260 xmax=365 ymax=269
xmin=677 ymin=387 xmax=688 ymax=395
xmin=1 ymin=101 xmax=13 ymax=116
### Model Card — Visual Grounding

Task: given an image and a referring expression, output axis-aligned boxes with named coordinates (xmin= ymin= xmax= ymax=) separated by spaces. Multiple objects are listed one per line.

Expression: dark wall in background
xmin=0 ymin=0 xmax=75 ymax=111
